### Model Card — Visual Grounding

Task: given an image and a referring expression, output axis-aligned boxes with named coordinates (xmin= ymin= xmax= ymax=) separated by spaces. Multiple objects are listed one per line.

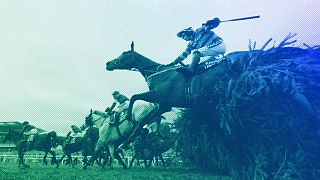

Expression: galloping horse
xmin=3 ymin=130 xmax=59 ymax=168
xmin=55 ymin=127 xmax=99 ymax=168
xmin=105 ymin=42 xmax=234 ymax=141
xmin=105 ymin=42 xmax=319 ymax=128
xmin=105 ymin=42 xmax=232 ymax=121
xmin=82 ymin=101 xmax=158 ymax=169
xmin=129 ymin=122 xmax=177 ymax=168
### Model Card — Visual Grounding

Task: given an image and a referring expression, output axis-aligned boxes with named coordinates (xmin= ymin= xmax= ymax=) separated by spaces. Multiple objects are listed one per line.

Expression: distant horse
xmin=129 ymin=122 xmax=177 ymax=168
xmin=82 ymin=101 xmax=158 ymax=169
xmin=3 ymin=130 xmax=59 ymax=168
xmin=56 ymin=126 xmax=99 ymax=168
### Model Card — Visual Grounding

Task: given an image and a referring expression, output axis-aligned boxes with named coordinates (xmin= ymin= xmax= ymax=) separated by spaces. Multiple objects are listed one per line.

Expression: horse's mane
xmin=134 ymin=51 xmax=160 ymax=65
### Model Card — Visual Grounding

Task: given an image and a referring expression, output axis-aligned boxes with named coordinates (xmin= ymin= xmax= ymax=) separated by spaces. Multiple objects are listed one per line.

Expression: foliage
xmin=174 ymin=35 xmax=320 ymax=179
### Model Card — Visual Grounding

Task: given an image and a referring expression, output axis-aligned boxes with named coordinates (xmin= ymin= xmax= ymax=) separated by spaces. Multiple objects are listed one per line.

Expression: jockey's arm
xmin=70 ymin=132 xmax=82 ymax=138
xmin=24 ymin=128 xmax=38 ymax=135
xmin=109 ymin=102 xmax=117 ymax=112
xmin=173 ymin=46 xmax=193 ymax=64
xmin=106 ymin=102 xmax=117 ymax=115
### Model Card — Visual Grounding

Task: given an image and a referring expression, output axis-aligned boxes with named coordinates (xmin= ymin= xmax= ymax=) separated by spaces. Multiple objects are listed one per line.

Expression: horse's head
xmin=106 ymin=42 xmax=161 ymax=77
xmin=47 ymin=131 xmax=58 ymax=147
xmin=48 ymin=131 xmax=57 ymax=138
xmin=84 ymin=109 xmax=110 ymax=128
xmin=106 ymin=49 xmax=138 ymax=71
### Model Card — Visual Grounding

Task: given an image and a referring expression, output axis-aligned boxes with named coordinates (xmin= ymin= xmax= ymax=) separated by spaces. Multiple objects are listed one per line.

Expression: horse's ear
xmin=131 ymin=41 xmax=134 ymax=51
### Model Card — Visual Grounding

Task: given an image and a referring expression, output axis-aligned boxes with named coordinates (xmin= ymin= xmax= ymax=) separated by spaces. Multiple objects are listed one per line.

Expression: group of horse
xmin=5 ymin=37 xmax=315 ymax=171
xmin=2 ymin=101 xmax=177 ymax=170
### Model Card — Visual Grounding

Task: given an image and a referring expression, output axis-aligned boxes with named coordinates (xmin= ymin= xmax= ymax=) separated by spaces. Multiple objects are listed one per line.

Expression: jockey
xmin=106 ymin=91 xmax=130 ymax=125
xmin=67 ymin=125 xmax=82 ymax=144
xmin=20 ymin=121 xmax=38 ymax=148
xmin=83 ymin=116 xmax=99 ymax=147
xmin=167 ymin=17 xmax=226 ymax=77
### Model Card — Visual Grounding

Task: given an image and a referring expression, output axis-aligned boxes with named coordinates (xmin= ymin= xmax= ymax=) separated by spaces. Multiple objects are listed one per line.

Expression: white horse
xmin=83 ymin=100 xmax=158 ymax=169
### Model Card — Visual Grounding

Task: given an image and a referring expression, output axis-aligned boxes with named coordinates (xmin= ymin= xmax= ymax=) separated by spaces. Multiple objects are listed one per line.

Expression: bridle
xmin=112 ymin=51 xmax=162 ymax=79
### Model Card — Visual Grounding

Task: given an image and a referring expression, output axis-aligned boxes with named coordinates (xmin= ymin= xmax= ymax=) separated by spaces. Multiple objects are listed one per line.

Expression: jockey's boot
xmin=176 ymin=51 xmax=200 ymax=78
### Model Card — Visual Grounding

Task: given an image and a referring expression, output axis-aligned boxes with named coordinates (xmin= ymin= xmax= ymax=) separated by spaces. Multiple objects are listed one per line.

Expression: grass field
xmin=0 ymin=162 xmax=232 ymax=180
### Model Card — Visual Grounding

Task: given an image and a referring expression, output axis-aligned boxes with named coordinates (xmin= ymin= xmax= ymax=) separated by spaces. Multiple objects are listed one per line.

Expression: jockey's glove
xmin=174 ymin=56 xmax=184 ymax=64
xmin=205 ymin=17 xmax=220 ymax=28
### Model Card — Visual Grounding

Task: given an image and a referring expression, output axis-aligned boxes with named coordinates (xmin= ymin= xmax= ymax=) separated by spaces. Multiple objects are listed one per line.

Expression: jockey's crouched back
xmin=83 ymin=116 xmax=99 ymax=144
xmin=107 ymin=91 xmax=130 ymax=125
xmin=67 ymin=125 xmax=82 ymax=144
xmin=20 ymin=121 xmax=38 ymax=142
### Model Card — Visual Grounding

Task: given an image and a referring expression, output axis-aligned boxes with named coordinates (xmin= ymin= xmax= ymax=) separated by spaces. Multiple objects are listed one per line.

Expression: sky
xmin=0 ymin=0 xmax=319 ymax=135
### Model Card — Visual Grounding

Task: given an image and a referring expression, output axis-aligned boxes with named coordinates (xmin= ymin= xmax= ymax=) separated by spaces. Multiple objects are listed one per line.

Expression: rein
xmin=129 ymin=52 xmax=163 ymax=79
xmin=92 ymin=116 xmax=105 ymax=127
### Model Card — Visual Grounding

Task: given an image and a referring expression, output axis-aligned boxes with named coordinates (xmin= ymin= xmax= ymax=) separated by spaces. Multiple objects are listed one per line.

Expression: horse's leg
xmin=127 ymin=91 xmax=159 ymax=120
xmin=102 ymin=154 xmax=110 ymax=168
xmin=141 ymin=151 xmax=149 ymax=167
xmin=66 ymin=154 xmax=72 ymax=165
xmin=144 ymin=158 xmax=149 ymax=167
xmin=159 ymin=154 xmax=166 ymax=167
xmin=123 ymin=106 xmax=169 ymax=147
xmin=67 ymin=154 xmax=74 ymax=168
xmin=49 ymin=150 xmax=58 ymax=165
xmin=82 ymin=155 xmax=88 ymax=166
xmin=114 ymin=149 xmax=127 ymax=169
xmin=129 ymin=154 xmax=136 ymax=168
xmin=110 ymin=144 xmax=127 ymax=169
xmin=154 ymin=156 xmax=159 ymax=166
xmin=147 ymin=158 xmax=152 ymax=167
xmin=43 ymin=151 xmax=48 ymax=165
xmin=18 ymin=150 xmax=24 ymax=168
xmin=103 ymin=154 xmax=112 ymax=168
xmin=56 ymin=154 xmax=66 ymax=168
xmin=17 ymin=141 xmax=30 ymax=168
xmin=106 ymin=145 xmax=114 ymax=170
xmin=82 ymin=147 xmax=101 ymax=169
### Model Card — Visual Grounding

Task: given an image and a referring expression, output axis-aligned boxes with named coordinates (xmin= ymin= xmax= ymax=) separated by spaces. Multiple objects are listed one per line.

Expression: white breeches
xmin=197 ymin=41 xmax=226 ymax=62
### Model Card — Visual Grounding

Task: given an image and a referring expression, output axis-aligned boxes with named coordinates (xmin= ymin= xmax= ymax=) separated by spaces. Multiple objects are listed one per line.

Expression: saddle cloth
xmin=195 ymin=55 xmax=225 ymax=75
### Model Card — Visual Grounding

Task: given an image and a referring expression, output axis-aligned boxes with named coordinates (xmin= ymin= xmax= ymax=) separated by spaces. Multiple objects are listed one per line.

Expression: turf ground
xmin=0 ymin=162 xmax=232 ymax=180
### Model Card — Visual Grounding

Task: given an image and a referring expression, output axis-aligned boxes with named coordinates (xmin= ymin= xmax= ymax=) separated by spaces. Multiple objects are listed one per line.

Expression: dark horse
xmin=106 ymin=41 xmax=320 ymax=134
xmin=129 ymin=122 xmax=177 ymax=168
xmin=3 ymin=130 xmax=59 ymax=168
xmin=56 ymin=127 xmax=99 ymax=168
